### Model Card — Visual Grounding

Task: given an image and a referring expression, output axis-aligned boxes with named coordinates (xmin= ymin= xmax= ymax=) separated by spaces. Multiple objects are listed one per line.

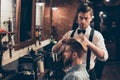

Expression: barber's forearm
xmin=52 ymin=40 xmax=63 ymax=53
xmin=87 ymin=42 xmax=104 ymax=59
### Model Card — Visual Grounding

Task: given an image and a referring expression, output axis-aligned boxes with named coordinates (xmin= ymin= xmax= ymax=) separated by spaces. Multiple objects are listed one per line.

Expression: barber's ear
xmin=90 ymin=16 xmax=94 ymax=22
xmin=92 ymin=16 xmax=94 ymax=19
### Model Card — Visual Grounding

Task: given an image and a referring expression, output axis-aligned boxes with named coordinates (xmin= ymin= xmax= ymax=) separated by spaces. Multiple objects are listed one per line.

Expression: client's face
xmin=63 ymin=45 xmax=73 ymax=67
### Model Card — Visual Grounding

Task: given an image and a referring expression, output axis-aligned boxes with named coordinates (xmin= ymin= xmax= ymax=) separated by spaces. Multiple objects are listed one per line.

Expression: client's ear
xmin=73 ymin=52 xmax=77 ymax=57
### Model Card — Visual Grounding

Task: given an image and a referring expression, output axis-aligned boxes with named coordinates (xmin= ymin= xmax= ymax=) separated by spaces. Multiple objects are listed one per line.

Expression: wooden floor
xmin=101 ymin=61 xmax=120 ymax=80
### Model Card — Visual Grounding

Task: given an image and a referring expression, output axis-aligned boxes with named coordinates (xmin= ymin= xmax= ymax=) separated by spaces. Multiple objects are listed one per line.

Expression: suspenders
xmin=86 ymin=29 xmax=94 ymax=71
xmin=70 ymin=28 xmax=94 ymax=71
xmin=70 ymin=29 xmax=76 ymax=37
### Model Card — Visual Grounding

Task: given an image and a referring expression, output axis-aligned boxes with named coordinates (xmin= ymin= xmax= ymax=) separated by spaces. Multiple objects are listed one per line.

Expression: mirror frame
xmin=15 ymin=0 xmax=36 ymax=50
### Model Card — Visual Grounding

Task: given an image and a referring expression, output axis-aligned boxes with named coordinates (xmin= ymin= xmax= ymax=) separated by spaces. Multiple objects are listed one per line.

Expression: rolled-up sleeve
xmin=93 ymin=31 xmax=109 ymax=61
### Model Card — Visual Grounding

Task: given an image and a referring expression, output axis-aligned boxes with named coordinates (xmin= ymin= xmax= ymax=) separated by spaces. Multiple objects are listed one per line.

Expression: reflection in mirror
xmin=35 ymin=2 xmax=45 ymax=42
xmin=15 ymin=0 xmax=36 ymax=50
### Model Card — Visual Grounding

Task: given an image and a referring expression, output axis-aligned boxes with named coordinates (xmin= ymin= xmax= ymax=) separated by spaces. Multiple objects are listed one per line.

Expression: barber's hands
xmin=75 ymin=35 xmax=91 ymax=47
xmin=83 ymin=36 xmax=91 ymax=47
xmin=62 ymin=36 xmax=70 ymax=44
xmin=75 ymin=36 xmax=88 ymax=52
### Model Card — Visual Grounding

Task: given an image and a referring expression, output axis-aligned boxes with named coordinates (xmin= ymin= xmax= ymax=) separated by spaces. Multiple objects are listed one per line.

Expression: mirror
xmin=35 ymin=2 xmax=45 ymax=42
xmin=15 ymin=0 xmax=36 ymax=50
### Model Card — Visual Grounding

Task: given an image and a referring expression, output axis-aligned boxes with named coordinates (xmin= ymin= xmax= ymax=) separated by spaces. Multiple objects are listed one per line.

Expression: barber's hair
xmin=77 ymin=4 xmax=93 ymax=16
xmin=65 ymin=38 xmax=85 ymax=58
xmin=72 ymin=5 xmax=93 ymax=30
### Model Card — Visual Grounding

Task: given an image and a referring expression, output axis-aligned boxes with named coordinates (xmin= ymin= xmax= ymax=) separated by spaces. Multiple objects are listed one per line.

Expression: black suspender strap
xmin=86 ymin=28 xmax=94 ymax=71
xmin=70 ymin=29 xmax=76 ymax=38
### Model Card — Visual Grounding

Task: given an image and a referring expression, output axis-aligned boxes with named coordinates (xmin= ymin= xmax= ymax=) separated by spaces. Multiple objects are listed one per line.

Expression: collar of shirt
xmin=85 ymin=25 xmax=91 ymax=34
xmin=67 ymin=64 xmax=86 ymax=73
xmin=77 ymin=25 xmax=91 ymax=36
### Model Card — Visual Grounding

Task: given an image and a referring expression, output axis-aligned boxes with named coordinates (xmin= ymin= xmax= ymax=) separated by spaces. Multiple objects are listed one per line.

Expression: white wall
xmin=1 ymin=0 xmax=15 ymax=31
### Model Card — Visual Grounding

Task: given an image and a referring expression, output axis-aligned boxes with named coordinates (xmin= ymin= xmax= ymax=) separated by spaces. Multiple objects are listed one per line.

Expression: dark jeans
xmin=88 ymin=69 xmax=97 ymax=80
xmin=95 ymin=60 xmax=105 ymax=79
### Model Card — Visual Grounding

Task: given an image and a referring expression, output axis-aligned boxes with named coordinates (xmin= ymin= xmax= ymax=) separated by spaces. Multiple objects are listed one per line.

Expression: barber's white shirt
xmin=60 ymin=26 xmax=108 ymax=69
